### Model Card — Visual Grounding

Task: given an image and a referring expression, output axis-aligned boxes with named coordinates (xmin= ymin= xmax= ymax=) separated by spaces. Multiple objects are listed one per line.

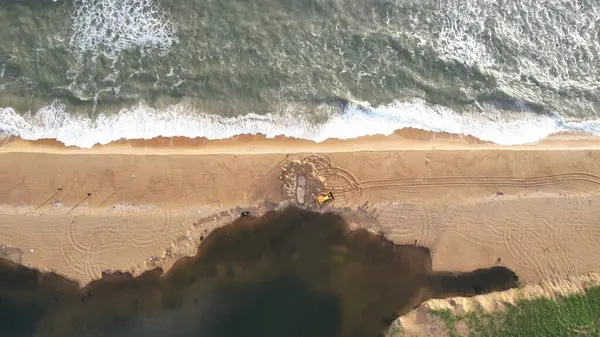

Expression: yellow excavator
xmin=316 ymin=191 xmax=335 ymax=205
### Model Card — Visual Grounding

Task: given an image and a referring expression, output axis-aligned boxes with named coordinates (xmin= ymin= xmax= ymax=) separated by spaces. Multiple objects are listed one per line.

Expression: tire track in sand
xmin=305 ymin=154 xmax=600 ymax=199
xmin=106 ymin=210 xmax=174 ymax=249
xmin=324 ymin=172 xmax=600 ymax=200
xmin=61 ymin=219 xmax=97 ymax=279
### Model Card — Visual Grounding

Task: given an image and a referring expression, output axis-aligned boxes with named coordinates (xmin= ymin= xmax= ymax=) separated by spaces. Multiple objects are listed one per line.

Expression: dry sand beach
xmin=1 ymin=129 xmax=600 ymax=335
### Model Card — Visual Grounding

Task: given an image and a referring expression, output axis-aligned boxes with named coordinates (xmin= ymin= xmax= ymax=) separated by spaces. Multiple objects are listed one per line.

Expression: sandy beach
xmin=1 ymin=129 xmax=600 ymax=288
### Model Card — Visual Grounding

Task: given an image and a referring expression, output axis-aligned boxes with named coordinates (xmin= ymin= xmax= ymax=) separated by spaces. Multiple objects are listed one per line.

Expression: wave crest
xmin=70 ymin=0 xmax=177 ymax=58
xmin=1 ymin=100 xmax=599 ymax=148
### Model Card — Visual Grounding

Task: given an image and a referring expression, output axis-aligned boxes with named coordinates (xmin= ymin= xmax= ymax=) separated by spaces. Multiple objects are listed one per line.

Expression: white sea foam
xmin=434 ymin=0 xmax=600 ymax=93
xmin=70 ymin=0 xmax=177 ymax=58
xmin=1 ymin=100 xmax=599 ymax=148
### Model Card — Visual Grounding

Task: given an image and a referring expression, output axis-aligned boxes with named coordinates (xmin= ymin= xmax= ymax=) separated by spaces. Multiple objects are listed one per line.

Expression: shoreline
xmin=2 ymin=128 xmax=600 ymax=154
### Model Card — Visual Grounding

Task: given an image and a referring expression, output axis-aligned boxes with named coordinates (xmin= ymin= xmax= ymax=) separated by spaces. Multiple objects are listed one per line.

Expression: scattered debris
xmin=496 ymin=191 xmax=504 ymax=196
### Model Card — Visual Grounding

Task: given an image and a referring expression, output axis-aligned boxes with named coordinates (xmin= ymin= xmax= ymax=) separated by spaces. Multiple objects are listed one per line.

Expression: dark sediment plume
xmin=0 ymin=206 xmax=518 ymax=337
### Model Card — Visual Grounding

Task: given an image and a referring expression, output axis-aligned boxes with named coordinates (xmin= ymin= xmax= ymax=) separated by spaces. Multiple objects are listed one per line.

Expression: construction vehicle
xmin=316 ymin=191 xmax=335 ymax=205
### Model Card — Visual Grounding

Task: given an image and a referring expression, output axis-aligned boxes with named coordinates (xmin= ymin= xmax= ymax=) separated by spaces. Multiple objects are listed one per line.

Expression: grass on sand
xmin=430 ymin=286 xmax=600 ymax=337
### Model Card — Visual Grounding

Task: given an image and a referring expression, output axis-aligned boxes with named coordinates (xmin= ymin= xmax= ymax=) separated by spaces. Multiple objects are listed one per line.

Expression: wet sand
xmin=0 ymin=207 xmax=518 ymax=337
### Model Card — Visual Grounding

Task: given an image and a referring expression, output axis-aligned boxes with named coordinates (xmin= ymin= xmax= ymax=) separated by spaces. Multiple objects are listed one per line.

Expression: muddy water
xmin=0 ymin=207 xmax=518 ymax=337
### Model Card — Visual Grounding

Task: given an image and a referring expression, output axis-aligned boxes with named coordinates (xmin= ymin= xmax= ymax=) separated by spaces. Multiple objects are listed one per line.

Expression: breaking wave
xmin=1 ymin=100 xmax=599 ymax=148
xmin=70 ymin=0 xmax=177 ymax=58
xmin=429 ymin=0 xmax=600 ymax=116
xmin=65 ymin=0 xmax=178 ymax=96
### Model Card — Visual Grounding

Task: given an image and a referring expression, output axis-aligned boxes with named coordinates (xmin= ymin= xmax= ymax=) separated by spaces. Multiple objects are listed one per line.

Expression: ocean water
xmin=0 ymin=0 xmax=599 ymax=147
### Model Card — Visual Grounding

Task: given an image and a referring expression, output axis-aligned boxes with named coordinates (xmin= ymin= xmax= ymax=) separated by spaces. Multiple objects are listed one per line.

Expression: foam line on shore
xmin=1 ymin=99 xmax=600 ymax=149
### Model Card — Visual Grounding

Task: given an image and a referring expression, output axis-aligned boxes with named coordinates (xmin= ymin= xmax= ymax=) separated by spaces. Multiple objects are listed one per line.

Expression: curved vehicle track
xmin=330 ymin=172 xmax=600 ymax=195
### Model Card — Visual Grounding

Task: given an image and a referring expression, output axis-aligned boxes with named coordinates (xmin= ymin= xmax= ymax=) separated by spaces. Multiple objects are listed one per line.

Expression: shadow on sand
xmin=0 ymin=206 xmax=518 ymax=337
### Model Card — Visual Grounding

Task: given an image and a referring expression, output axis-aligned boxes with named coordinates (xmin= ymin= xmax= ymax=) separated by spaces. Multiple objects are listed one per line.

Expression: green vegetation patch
xmin=430 ymin=286 xmax=600 ymax=337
